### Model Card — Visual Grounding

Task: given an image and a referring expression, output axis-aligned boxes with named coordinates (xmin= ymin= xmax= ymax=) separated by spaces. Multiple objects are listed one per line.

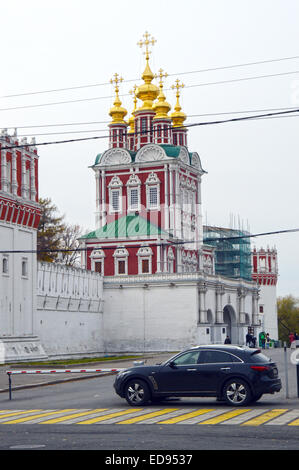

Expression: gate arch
xmin=223 ymin=305 xmax=238 ymax=344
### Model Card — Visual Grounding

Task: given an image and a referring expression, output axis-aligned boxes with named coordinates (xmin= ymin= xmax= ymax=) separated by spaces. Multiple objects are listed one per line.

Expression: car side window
xmin=199 ymin=350 xmax=241 ymax=364
xmin=172 ymin=351 xmax=200 ymax=366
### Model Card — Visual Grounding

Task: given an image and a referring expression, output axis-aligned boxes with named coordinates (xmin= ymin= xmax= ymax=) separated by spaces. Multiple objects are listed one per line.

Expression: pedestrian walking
xmin=246 ymin=332 xmax=252 ymax=347
xmin=289 ymin=332 xmax=295 ymax=347
xmin=260 ymin=331 xmax=266 ymax=349
xmin=265 ymin=333 xmax=270 ymax=349
xmin=224 ymin=335 xmax=231 ymax=344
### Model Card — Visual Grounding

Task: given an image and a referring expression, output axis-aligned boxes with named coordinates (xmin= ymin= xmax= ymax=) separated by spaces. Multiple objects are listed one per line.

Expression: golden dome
xmin=153 ymin=68 xmax=171 ymax=120
xmin=170 ymin=79 xmax=187 ymax=128
xmin=136 ymin=32 xmax=159 ymax=111
xmin=109 ymin=73 xmax=128 ymax=125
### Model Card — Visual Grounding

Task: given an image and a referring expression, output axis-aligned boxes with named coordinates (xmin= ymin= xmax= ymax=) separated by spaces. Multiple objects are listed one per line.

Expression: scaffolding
xmin=203 ymin=225 xmax=252 ymax=281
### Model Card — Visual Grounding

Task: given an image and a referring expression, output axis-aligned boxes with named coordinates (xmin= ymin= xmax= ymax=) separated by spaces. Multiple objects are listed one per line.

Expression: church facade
xmin=79 ymin=32 xmax=275 ymax=351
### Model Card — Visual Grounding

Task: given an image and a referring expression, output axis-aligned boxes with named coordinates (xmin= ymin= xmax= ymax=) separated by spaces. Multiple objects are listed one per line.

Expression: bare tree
xmin=57 ymin=223 xmax=85 ymax=267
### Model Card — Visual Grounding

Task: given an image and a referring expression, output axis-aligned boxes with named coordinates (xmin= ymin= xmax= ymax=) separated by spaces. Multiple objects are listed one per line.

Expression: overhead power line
xmin=1 ymin=228 xmax=298 ymax=255
xmin=2 ymin=54 xmax=299 ymax=99
xmin=4 ymin=104 xmax=299 ymax=132
xmin=2 ymin=69 xmax=299 ymax=112
xmin=1 ymin=107 xmax=299 ymax=150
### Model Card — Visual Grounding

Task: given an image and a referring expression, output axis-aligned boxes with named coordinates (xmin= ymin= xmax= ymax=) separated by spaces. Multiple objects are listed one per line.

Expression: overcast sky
xmin=1 ymin=0 xmax=298 ymax=297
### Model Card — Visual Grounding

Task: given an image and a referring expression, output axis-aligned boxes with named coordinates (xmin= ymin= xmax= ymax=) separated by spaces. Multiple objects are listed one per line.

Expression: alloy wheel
xmin=125 ymin=380 xmax=150 ymax=405
xmin=224 ymin=380 xmax=250 ymax=406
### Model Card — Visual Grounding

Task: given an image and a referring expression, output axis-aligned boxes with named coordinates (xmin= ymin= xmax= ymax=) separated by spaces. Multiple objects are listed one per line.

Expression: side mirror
xmin=168 ymin=361 xmax=176 ymax=369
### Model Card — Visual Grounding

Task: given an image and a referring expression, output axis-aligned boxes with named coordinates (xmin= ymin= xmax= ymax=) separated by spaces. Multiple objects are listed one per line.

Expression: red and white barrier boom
xmin=6 ymin=368 xmax=124 ymax=400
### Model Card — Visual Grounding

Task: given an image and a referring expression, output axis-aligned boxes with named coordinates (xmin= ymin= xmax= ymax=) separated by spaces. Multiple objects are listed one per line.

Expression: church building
xmin=80 ymin=32 xmax=213 ymax=279
xmin=78 ymin=32 xmax=274 ymax=351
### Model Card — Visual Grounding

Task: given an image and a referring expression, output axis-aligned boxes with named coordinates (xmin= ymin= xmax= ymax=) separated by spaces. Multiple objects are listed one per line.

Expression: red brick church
xmin=80 ymin=32 xmax=212 ymax=277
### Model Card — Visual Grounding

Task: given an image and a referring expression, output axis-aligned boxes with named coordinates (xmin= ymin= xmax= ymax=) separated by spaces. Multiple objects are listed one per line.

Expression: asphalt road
xmin=0 ymin=348 xmax=299 ymax=452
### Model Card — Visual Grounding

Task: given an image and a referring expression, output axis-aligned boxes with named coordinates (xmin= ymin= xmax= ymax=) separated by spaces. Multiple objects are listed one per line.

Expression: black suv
xmin=113 ymin=345 xmax=282 ymax=407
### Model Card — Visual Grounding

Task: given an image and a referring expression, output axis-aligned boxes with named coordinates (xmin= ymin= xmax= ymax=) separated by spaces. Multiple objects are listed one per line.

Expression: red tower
xmin=0 ymin=128 xmax=42 ymax=348
xmin=80 ymin=33 xmax=206 ymax=277
xmin=252 ymin=247 xmax=278 ymax=286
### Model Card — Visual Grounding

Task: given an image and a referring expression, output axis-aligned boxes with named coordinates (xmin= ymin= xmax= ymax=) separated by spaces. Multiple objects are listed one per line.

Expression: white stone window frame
xmin=126 ymin=173 xmax=141 ymax=213
xmin=108 ymin=175 xmax=123 ymax=214
xmin=21 ymin=257 xmax=28 ymax=278
xmin=146 ymin=172 xmax=160 ymax=211
xmin=90 ymin=249 xmax=105 ymax=275
xmin=2 ymin=254 xmax=9 ymax=276
xmin=137 ymin=246 xmax=153 ymax=275
xmin=113 ymin=246 xmax=129 ymax=276
xmin=167 ymin=247 xmax=175 ymax=273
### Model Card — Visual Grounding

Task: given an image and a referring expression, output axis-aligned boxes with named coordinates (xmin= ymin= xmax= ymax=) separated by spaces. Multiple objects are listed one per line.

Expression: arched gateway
xmin=223 ymin=305 xmax=238 ymax=344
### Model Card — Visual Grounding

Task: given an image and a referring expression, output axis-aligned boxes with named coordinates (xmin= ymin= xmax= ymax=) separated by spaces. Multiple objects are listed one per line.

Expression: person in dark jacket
xmin=224 ymin=335 xmax=231 ymax=344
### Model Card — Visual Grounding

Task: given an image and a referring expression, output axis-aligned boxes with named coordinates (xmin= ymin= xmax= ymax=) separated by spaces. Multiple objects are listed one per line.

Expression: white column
xmin=101 ymin=170 xmax=106 ymax=226
xmin=156 ymin=242 xmax=161 ymax=273
xmin=169 ymin=165 xmax=175 ymax=235
xmin=30 ymin=158 xmax=36 ymax=202
xmin=1 ymin=150 xmax=8 ymax=191
xmin=11 ymin=150 xmax=18 ymax=195
xmin=95 ymin=169 xmax=100 ymax=228
xmin=164 ymin=164 xmax=169 ymax=232
xmin=198 ymin=284 xmax=207 ymax=324
xmin=21 ymin=151 xmax=27 ymax=199
xmin=216 ymin=286 xmax=224 ymax=323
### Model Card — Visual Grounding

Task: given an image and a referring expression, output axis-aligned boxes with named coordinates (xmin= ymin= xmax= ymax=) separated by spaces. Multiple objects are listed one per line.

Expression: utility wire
xmin=14 ymin=108 xmax=299 ymax=137
xmin=2 ymin=54 xmax=299 ymax=99
xmin=1 ymin=228 xmax=298 ymax=254
xmin=14 ymin=114 xmax=299 ymax=137
xmin=2 ymin=69 xmax=299 ymax=112
xmin=4 ymin=104 xmax=299 ymax=134
xmin=1 ymin=107 xmax=299 ymax=150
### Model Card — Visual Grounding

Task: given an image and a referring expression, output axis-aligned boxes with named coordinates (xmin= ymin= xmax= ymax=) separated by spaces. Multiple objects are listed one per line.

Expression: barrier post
xmin=284 ymin=342 xmax=289 ymax=399
xmin=8 ymin=373 xmax=12 ymax=401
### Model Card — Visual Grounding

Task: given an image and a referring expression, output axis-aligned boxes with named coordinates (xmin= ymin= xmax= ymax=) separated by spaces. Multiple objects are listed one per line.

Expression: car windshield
xmin=161 ymin=351 xmax=184 ymax=365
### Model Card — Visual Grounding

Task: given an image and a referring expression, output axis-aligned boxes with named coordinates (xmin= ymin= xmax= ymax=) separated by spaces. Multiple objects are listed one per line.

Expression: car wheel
xmin=125 ymin=379 xmax=150 ymax=406
xmin=223 ymin=379 xmax=252 ymax=406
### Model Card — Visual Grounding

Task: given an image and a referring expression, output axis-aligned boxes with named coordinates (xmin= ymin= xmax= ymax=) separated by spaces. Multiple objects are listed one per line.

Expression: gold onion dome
xmin=136 ymin=32 xmax=159 ymax=111
xmin=170 ymin=79 xmax=187 ymax=127
xmin=153 ymin=69 xmax=171 ymax=120
xmin=109 ymin=73 xmax=127 ymax=125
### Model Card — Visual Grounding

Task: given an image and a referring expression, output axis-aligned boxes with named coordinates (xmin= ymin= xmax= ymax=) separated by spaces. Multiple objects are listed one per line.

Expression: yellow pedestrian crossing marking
xmin=77 ymin=408 xmax=142 ymax=424
xmin=158 ymin=409 xmax=214 ymax=424
xmin=0 ymin=410 xmax=42 ymax=420
xmin=1 ymin=409 xmax=76 ymax=424
xmin=0 ymin=408 xmax=298 ymax=425
xmin=118 ymin=408 xmax=179 ymax=424
xmin=198 ymin=409 xmax=251 ymax=425
xmin=241 ymin=409 xmax=288 ymax=426
xmin=41 ymin=409 xmax=107 ymax=424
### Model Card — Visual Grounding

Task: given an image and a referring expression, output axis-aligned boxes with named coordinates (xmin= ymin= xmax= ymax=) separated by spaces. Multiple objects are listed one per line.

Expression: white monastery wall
xmin=35 ymin=262 xmax=104 ymax=358
xmin=103 ymin=282 xmax=199 ymax=352
xmin=103 ymin=273 xmax=260 ymax=353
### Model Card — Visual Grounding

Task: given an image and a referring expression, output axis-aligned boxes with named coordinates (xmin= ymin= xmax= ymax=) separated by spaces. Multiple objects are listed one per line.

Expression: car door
xmin=154 ymin=350 xmax=203 ymax=393
xmin=196 ymin=350 xmax=242 ymax=392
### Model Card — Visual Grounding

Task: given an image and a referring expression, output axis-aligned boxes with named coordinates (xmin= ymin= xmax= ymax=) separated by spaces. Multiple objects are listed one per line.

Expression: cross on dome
xmin=171 ymin=79 xmax=186 ymax=128
xmin=137 ymin=31 xmax=156 ymax=60
xmin=109 ymin=73 xmax=127 ymax=125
